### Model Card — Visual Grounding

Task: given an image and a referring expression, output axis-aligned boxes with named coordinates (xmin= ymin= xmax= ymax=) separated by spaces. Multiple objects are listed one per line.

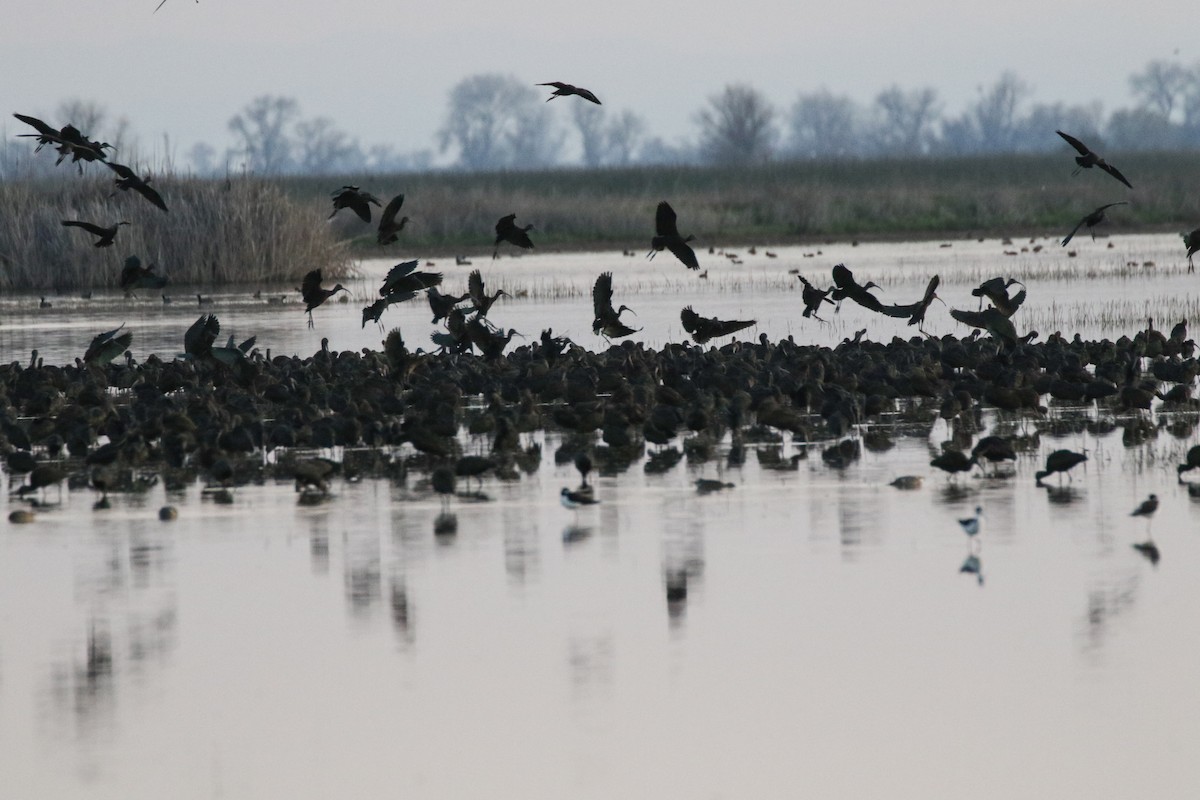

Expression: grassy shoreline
xmin=3 ymin=152 xmax=1197 ymax=288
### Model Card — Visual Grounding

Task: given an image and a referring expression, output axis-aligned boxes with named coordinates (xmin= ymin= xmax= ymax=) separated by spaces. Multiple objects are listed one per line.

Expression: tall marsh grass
xmin=0 ymin=175 xmax=349 ymax=291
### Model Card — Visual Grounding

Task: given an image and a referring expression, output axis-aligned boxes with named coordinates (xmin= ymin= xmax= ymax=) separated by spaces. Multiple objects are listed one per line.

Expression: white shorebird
xmin=560 ymin=486 xmax=599 ymax=510
xmin=958 ymin=506 xmax=983 ymax=551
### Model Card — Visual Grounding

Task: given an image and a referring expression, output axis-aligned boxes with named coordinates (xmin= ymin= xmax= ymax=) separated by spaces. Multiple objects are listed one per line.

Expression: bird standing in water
xmin=958 ymin=506 xmax=983 ymax=551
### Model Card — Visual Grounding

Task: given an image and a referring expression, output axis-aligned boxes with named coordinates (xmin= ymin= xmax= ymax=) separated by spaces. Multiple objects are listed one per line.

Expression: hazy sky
xmin=4 ymin=0 xmax=1194 ymax=166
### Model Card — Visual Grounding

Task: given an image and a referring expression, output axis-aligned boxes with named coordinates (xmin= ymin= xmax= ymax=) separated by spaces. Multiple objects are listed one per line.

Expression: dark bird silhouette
xmin=298 ymin=269 xmax=345 ymax=328
xmin=1131 ymin=494 xmax=1158 ymax=518
xmin=361 ymin=293 xmax=415 ymax=329
xmin=329 ymin=185 xmax=380 ymax=223
xmin=12 ymin=113 xmax=60 ymax=153
xmin=376 ymin=193 xmax=409 ymax=244
xmin=1062 ymin=202 xmax=1128 ymax=246
xmin=428 ymin=286 xmax=470 ymax=324
xmin=17 ymin=117 xmax=112 ymax=167
xmin=561 ymin=486 xmax=600 ymax=508
xmin=648 ymin=201 xmax=699 ymax=270
xmin=798 ymin=275 xmax=835 ymax=320
xmin=1036 ymin=450 xmax=1088 ymax=486
xmin=493 ymin=213 xmax=535 ymax=258
xmin=971 ymin=276 xmax=1026 ymax=317
xmin=971 ymin=435 xmax=1016 ymax=476
xmin=1178 ymin=445 xmax=1200 ymax=481
xmin=879 ymin=275 xmax=942 ymax=330
xmin=592 ymin=271 xmax=639 ymax=339
xmin=380 ymin=259 xmax=442 ymax=298
xmin=119 ymin=255 xmax=168 ymax=296
xmin=930 ymin=450 xmax=976 ymax=480
xmin=467 ymin=269 xmax=508 ymax=318
xmin=184 ymin=313 xmax=219 ymax=358
xmin=830 ymin=263 xmax=884 ymax=312
xmin=1056 ymin=130 xmax=1133 ymax=189
xmin=680 ymin=306 xmax=756 ymax=344
xmin=950 ymin=307 xmax=1018 ymax=347
xmin=106 ymin=161 xmax=168 ymax=212
xmin=537 ymin=81 xmax=602 ymax=105
xmin=1182 ymin=228 xmax=1200 ymax=273
xmin=61 ymin=220 xmax=128 ymax=247
xmin=83 ymin=324 xmax=133 ymax=365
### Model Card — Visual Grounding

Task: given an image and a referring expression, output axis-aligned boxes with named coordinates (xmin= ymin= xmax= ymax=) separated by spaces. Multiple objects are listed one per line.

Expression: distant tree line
xmin=5 ymin=58 xmax=1200 ymax=178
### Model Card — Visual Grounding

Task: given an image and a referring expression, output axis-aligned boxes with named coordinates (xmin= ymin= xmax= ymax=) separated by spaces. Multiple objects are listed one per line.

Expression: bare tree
xmin=438 ymin=74 xmax=563 ymax=169
xmin=871 ymin=86 xmax=940 ymax=156
xmin=572 ymin=104 xmax=647 ymax=167
xmin=188 ymin=141 xmax=218 ymax=175
xmin=294 ymin=116 xmax=364 ymax=173
xmin=695 ymin=84 xmax=778 ymax=165
xmin=1130 ymin=60 xmax=1188 ymax=119
xmin=788 ymin=90 xmax=861 ymax=159
xmin=227 ymin=95 xmax=300 ymax=174
xmin=606 ymin=110 xmax=646 ymax=166
xmin=1014 ymin=101 xmax=1104 ymax=152
xmin=56 ymin=99 xmax=106 ymax=136
xmin=971 ymin=72 xmax=1032 ymax=151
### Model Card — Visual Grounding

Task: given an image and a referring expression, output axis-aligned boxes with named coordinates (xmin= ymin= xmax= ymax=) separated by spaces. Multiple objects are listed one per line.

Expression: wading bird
xmin=561 ymin=486 xmax=600 ymax=509
xmin=380 ymin=259 xmax=442 ymax=297
xmin=648 ymin=201 xmax=699 ymax=270
xmin=1182 ymin=228 xmax=1199 ymax=273
xmin=493 ymin=214 xmax=535 ymax=258
xmin=1056 ymin=130 xmax=1133 ymax=189
xmin=467 ymin=269 xmax=508 ymax=318
xmin=427 ymin=286 xmax=470 ymax=325
xmin=830 ymin=263 xmax=884 ymax=313
xmin=298 ymin=269 xmax=345 ymax=328
xmin=958 ymin=506 xmax=983 ymax=544
xmin=1035 ymin=449 xmax=1087 ymax=486
xmin=879 ymin=274 xmax=942 ymax=331
xmin=798 ymin=275 xmax=835 ymax=320
xmin=106 ymin=161 xmax=168 ymax=212
xmin=680 ymin=306 xmax=756 ymax=344
xmin=376 ymin=193 xmax=409 ymax=244
xmin=592 ymin=272 xmax=639 ymax=339
xmin=329 ymin=185 xmax=380 ymax=223
xmin=971 ymin=276 xmax=1026 ymax=317
xmin=1061 ymin=202 xmax=1128 ymax=246
xmin=537 ymin=81 xmax=602 ymax=105
xmin=61 ymin=220 xmax=128 ymax=247
xmin=119 ymin=255 xmax=168 ymax=296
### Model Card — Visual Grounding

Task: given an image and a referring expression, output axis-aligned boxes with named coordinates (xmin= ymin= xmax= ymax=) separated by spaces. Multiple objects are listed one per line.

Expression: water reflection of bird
xmin=62 ymin=219 xmax=128 ymax=247
xmin=959 ymin=553 xmax=984 ymax=586
xmin=537 ymin=81 xmax=602 ymax=104
xmin=1056 ymin=130 xmax=1133 ymax=189
xmin=1036 ymin=449 xmax=1087 ymax=486
xmin=299 ymin=269 xmax=346 ymax=328
xmin=1061 ymin=202 xmax=1127 ymax=247
xmin=1132 ymin=539 xmax=1160 ymax=565
xmin=493 ymin=213 xmax=535 ymax=258
xmin=648 ymin=201 xmax=699 ymax=270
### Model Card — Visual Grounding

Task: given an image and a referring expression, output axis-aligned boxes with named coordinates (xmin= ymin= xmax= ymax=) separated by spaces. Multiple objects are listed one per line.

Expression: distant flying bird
xmin=493 ymin=213 xmax=535 ymax=258
xmin=592 ymin=271 xmax=639 ymax=339
xmin=648 ymin=201 xmax=699 ymax=270
xmin=106 ymin=161 xmax=168 ymax=212
xmin=680 ymin=306 xmax=756 ymax=344
xmin=329 ymin=185 xmax=380 ymax=223
xmin=83 ymin=324 xmax=133 ymax=365
xmin=537 ymin=82 xmax=602 ymax=105
xmin=1061 ymin=202 xmax=1128 ymax=246
xmin=1182 ymin=228 xmax=1200 ymax=273
xmin=797 ymin=275 xmax=835 ymax=320
xmin=1056 ymin=130 xmax=1133 ymax=189
xmin=298 ymin=269 xmax=346 ymax=328
xmin=376 ymin=193 xmax=409 ymax=244
xmin=119 ymin=255 xmax=168 ymax=296
xmin=61 ymin=219 xmax=128 ymax=247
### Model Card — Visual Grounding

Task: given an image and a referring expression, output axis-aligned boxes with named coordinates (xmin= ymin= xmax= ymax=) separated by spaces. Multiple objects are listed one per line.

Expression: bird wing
xmin=593 ymin=272 xmax=614 ymax=320
xmin=133 ymin=181 xmax=168 ymax=212
xmin=105 ymin=160 xmax=138 ymax=180
xmin=575 ymin=87 xmax=602 ymax=105
xmin=537 ymin=82 xmax=570 ymax=90
xmin=468 ymin=269 xmax=485 ymax=306
xmin=13 ymin=113 xmax=57 ymax=136
xmin=300 ymin=269 xmax=323 ymax=303
xmin=655 ymin=201 xmax=679 ymax=237
xmin=1099 ymin=163 xmax=1133 ymax=189
xmin=379 ymin=193 xmax=405 ymax=226
xmin=347 ymin=193 xmax=374 ymax=223
xmin=185 ymin=313 xmax=219 ymax=357
xmin=495 ymin=214 xmax=516 ymax=236
xmin=1061 ymin=216 xmax=1087 ymax=246
xmin=668 ymin=240 xmax=699 ymax=269
xmin=831 ymin=263 xmax=855 ymax=289
xmin=383 ymin=259 xmax=419 ymax=293
xmin=61 ymin=220 xmax=107 ymax=236
xmin=680 ymin=306 xmax=702 ymax=334
xmin=1056 ymin=130 xmax=1090 ymax=156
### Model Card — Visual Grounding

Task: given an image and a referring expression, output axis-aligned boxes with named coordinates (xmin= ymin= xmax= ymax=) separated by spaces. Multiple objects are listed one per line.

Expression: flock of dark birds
xmin=6 ymin=102 xmax=1200 ymax=574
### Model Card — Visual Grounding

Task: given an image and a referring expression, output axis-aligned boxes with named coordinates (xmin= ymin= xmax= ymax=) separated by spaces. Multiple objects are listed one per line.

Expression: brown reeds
xmin=0 ymin=175 xmax=349 ymax=291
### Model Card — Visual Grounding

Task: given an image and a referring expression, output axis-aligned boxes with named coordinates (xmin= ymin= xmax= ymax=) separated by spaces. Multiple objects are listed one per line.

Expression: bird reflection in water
xmin=1045 ymin=485 xmax=1083 ymax=505
xmin=390 ymin=580 xmax=413 ymax=641
xmin=665 ymin=568 xmax=689 ymax=622
xmin=562 ymin=525 xmax=592 ymax=545
xmin=959 ymin=554 xmax=984 ymax=586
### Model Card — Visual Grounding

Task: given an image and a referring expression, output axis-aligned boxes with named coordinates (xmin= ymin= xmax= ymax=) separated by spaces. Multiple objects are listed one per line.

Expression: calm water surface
xmin=2 ymin=234 xmax=1200 ymax=798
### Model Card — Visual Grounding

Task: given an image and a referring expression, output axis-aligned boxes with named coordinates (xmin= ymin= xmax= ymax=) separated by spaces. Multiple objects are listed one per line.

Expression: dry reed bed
xmin=0 ymin=176 xmax=349 ymax=291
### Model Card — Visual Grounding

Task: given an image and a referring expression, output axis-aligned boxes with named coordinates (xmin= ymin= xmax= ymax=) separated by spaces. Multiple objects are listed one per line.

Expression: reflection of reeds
xmin=0 ymin=176 xmax=349 ymax=291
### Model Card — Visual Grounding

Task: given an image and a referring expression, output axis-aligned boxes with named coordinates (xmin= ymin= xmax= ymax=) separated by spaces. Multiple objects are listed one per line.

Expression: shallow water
xmin=2 ymin=234 xmax=1200 ymax=799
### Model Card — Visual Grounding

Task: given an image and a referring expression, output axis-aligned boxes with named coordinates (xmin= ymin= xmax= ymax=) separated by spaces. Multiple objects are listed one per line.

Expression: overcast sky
xmin=4 ymin=0 xmax=1194 ymax=166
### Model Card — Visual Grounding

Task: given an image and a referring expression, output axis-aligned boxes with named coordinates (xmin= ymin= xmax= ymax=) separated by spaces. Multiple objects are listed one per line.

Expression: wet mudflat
xmin=2 ymin=233 xmax=1200 ymax=798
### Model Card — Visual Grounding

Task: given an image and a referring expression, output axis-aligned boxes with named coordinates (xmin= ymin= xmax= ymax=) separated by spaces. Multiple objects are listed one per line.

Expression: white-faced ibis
xmin=377 ymin=193 xmax=409 ymax=244
xmin=1035 ymin=449 xmax=1087 ymax=485
xmin=83 ymin=324 xmax=133 ymax=365
xmin=455 ymin=455 xmax=496 ymax=494
xmin=537 ymin=81 xmax=602 ymax=105
xmin=798 ymin=275 xmax=835 ymax=320
xmin=106 ymin=161 xmax=168 ymax=212
xmin=949 ymin=307 xmax=1019 ymax=348
xmin=120 ymin=255 xmax=168 ymax=296
xmin=648 ymin=201 xmax=699 ymax=270
xmin=329 ymin=185 xmax=380 ymax=223
xmin=184 ymin=313 xmax=219 ymax=358
xmin=428 ymin=286 xmax=470 ymax=324
xmin=1056 ymin=130 xmax=1133 ymax=189
xmin=971 ymin=276 xmax=1026 ymax=316
xmin=381 ymin=259 xmax=442 ymax=297
xmin=61 ymin=220 xmax=128 ymax=247
xmin=931 ymin=449 xmax=976 ymax=480
xmin=592 ymin=272 xmax=639 ymax=339
xmin=1182 ymin=228 xmax=1199 ymax=273
xmin=830 ymin=263 xmax=884 ymax=312
xmin=971 ymin=435 xmax=1016 ymax=476
xmin=680 ymin=306 xmax=755 ymax=344
xmin=493 ymin=214 xmax=535 ymax=258
xmin=14 ymin=463 xmax=68 ymax=503
xmin=879 ymin=275 xmax=942 ymax=330
xmin=1061 ymin=202 xmax=1127 ymax=246
xmin=299 ymin=269 xmax=345 ymax=328
xmin=468 ymin=269 xmax=508 ymax=318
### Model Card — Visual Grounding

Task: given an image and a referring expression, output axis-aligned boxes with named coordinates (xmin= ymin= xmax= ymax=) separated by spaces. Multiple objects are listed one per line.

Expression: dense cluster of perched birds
xmin=7 ymin=105 xmax=1200 ymax=561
